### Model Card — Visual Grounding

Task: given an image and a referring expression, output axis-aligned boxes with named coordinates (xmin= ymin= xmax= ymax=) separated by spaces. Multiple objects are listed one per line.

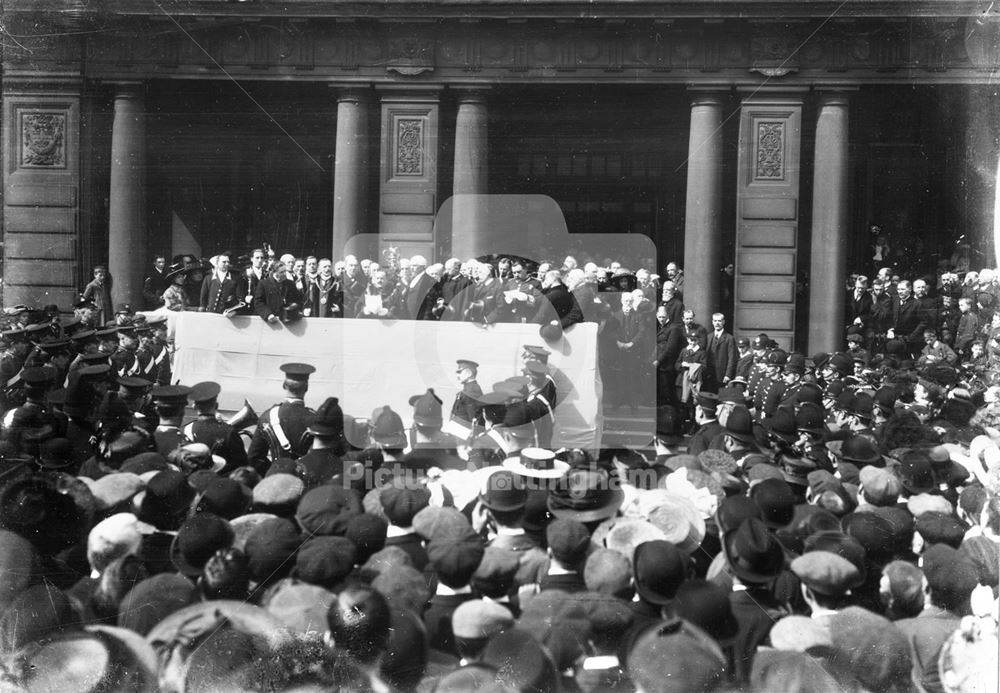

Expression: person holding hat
xmin=199 ymin=253 xmax=245 ymax=315
xmin=676 ymin=323 xmax=707 ymax=430
xmin=253 ymin=258 xmax=304 ymax=324
xmin=161 ymin=263 xmax=189 ymax=312
xmin=183 ymin=381 xmax=248 ymax=473
xmin=448 ymin=359 xmax=485 ymax=442
xmin=150 ymin=385 xmax=193 ymax=456
xmin=248 ymin=362 xmax=317 ymax=473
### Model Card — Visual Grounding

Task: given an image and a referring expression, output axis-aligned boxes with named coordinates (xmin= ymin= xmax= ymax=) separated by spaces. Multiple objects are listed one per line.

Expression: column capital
xmin=813 ymin=87 xmax=857 ymax=108
xmin=108 ymin=81 xmax=146 ymax=100
xmin=685 ymin=87 xmax=729 ymax=107
xmin=375 ymin=85 xmax=443 ymax=103
xmin=452 ymin=86 xmax=491 ymax=104
xmin=330 ymin=86 xmax=373 ymax=104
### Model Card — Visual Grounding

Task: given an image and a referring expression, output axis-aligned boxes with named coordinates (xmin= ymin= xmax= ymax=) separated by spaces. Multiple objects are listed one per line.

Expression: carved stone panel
xmin=754 ymin=121 xmax=785 ymax=180
xmin=20 ymin=112 xmax=66 ymax=168
xmin=395 ymin=118 xmax=424 ymax=176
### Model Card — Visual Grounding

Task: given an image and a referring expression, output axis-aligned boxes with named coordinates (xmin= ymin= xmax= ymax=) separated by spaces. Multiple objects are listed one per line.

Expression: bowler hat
xmin=633 ymin=539 xmax=687 ymax=604
xmin=722 ymin=518 xmax=784 ymax=584
xmin=723 ymin=405 xmax=755 ymax=443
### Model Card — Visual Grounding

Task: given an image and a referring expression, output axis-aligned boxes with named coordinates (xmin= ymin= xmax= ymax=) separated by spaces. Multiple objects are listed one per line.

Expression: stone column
xmin=108 ymin=83 xmax=146 ymax=311
xmin=452 ymin=90 xmax=489 ymax=255
xmin=332 ymin=88 xmax=370 ymax=258
xmin=682 ymin=90 xmax=726 ymax=325
xmin=808 ymin=91 xmax=852 ymax=354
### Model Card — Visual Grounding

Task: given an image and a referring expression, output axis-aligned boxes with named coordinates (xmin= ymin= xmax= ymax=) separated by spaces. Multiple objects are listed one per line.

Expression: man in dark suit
xmin=659 ymin=281 xmax=685 ymax=326
xmin=653 ymin=304 xmax=684 ymax=407
xmin=253 ymin=259 xmax=304 ymax=324
xmin=687 ymin=392 xmax=723 ymax=455
xmin=340 ymin=255 xmax=368 ymax=318
xmin=244 ymin=248 xmax=267 ymax=309
xmin=305 ymin=258 xmax=343 ymax=318
xmin=611 ymin=292 xmax=648 ymax=411
xmin=846 ymin=275 xmax=875 ymax=341
xmin=403 ymin=255 xmax=441 ymax=320
xmin=889 ymin=280 xmax=927 ymax=357
xmin=141 ymin=255 xmax=168 ymax=310
xmin=200 ymin=254 xmax=244 ymax=314
xmin=533 ymin=269 xmax=584 ymax=329
xmin=705 ymin=312 xmax=737 ymax=393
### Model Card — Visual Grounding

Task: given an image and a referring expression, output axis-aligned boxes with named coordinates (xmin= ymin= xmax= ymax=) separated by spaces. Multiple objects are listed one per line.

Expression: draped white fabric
xmin=170 ymin=313 xmax=603 ymax=449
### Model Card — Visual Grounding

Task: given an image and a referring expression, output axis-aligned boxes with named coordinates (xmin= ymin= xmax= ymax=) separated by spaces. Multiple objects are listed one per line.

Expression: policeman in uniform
xmin=524 ymin=360 xmax=557 ymax=449
xmin=1 ymin=366 xmax=58 ymax=456
xmin=118 ymin=376 xmax=157 ymax=433
xmin=467 ymin=390 xmax=512 ymax=467
xmin=448 ymin=359 xmax=485 ymax=441
xmin=144 ymin=316 xmax=172 ymax=385
xmin=150 ymin=384 xmax=193 ymax=456
xmin=184 ymin=380 xmax=248 ymax=474
xmin=248 ymin=362 xmax=317 ymax=474
xmin=754 ymin=349 xmax=787 ymax=418
xmin=109 ymin=324 xmax=144 ymax=378
xmin=770 ymin=353 xmax=806 ymax=413
xmin=745 ymin=334 xmax=772 ymax=409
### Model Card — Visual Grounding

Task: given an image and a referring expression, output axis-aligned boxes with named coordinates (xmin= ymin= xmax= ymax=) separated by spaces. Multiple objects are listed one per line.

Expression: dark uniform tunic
xmin=247 ymin=398 xmax=316 ymax=474
xmin=183 ymin=414 xmax=249 ymax=474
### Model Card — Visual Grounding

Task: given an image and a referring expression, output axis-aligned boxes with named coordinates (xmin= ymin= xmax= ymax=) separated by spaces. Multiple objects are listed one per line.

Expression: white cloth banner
xmin=171 ymin=314 xmax=603 ymax=450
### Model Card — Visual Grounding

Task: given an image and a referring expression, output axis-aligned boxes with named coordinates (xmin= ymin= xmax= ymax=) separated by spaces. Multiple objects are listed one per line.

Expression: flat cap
xmin=790 ymin=550 xmax=863 ymax=596
xmin=452 ymin=600 xmax=514 ymax=640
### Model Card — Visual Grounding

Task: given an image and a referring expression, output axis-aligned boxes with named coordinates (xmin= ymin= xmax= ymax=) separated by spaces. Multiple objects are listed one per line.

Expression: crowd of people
xmin=0 ymin=246 xmax=996 ymax=693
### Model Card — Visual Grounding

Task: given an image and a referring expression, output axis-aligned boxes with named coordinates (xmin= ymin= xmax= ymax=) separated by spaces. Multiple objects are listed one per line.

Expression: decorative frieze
xmin=2 ymin=16 xmax=991 ymax=84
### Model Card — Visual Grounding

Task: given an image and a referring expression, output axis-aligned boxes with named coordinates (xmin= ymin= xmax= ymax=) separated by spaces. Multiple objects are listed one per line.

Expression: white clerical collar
xmin=436 ymin=583 xmax=472 ymax=596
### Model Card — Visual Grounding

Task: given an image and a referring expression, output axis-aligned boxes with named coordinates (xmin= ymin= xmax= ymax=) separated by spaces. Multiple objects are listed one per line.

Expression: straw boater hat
xmin=503 ymin=447 xmax=569 ymax=479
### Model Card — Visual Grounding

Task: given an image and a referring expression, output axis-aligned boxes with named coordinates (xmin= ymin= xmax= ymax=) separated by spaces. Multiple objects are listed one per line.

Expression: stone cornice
xmin=5 ymin=0 xmax=996 ymax=21
xmin=5 ymin=14 xmax=1000 ymax=85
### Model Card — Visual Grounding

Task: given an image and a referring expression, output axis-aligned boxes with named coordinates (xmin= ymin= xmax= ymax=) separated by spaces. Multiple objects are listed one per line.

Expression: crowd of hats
xmin=3 ymin=267 xmax=1000 ymax=692
xmin=0 ymin=406 xmax=996 ymax=693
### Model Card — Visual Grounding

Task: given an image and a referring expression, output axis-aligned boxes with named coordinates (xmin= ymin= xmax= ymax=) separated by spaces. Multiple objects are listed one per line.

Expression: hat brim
xmin=725 ymin=430 xmax=756 ymax=444
xmin=502 ymin=457 xmax=569 ymax=479
xmin=547 ymin=488 xmax=624 ymax=523
xmin=722 ymin=531 xmax=783 ymax=584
